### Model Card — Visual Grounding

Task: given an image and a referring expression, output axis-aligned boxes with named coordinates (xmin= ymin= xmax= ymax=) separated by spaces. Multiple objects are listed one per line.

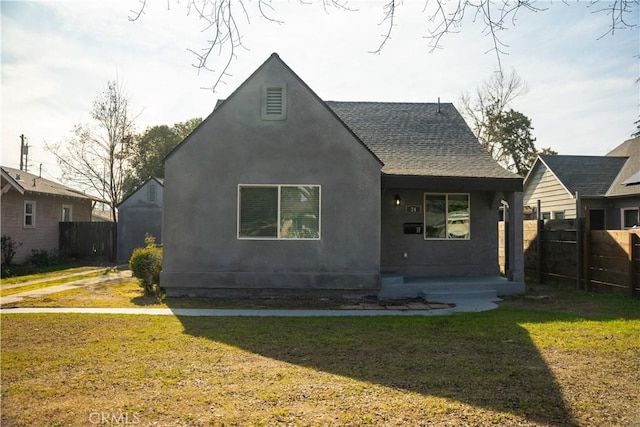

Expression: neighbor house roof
xmin=117 ymin=176 xmax=164 ymax=208
xmin=1 ymin=166 xmax=99 ymax=201
xmin=533 ymin=155 xmax=629 ymax=197
xmin=605 ymin=136 xmax=640 ymax=197
xmin=326 ymin=101 xmax=520 ymax=179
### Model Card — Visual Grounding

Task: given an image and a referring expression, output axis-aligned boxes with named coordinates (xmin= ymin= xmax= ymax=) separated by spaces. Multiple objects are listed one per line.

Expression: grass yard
xmin=2 ymin=282 xmax=640 ymax=426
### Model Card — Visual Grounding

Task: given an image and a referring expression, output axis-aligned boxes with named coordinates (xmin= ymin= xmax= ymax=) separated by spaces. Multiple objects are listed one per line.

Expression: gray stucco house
xmin=161 ymin=53 xmax=524 ymax=298
xmin=523 ymin=136 xmax=640 ymax=230
xmin=117 ymin=177 xmax=163 ymax=263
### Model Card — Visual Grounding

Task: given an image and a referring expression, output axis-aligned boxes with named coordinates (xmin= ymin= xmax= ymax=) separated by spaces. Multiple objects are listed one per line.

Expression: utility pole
xmin=19 ymin=135 xmax=24 ymax=171
xmin=19 ymin=134 xmax=29 ymax=172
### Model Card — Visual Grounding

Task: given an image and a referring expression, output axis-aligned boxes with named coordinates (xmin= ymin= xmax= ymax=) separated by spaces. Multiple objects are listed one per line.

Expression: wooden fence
xmin=59 ymin=222 xmax=116 ymax=262
xmin=499 ymin=219 xmax=639 ymax=297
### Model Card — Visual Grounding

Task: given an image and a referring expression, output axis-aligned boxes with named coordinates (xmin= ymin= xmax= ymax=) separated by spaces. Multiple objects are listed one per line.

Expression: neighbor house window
xmin=423 ymin=193 xmax=469 ymax=239
xmin=261 ymin=84 xmax=287 ymax=121
xmin=149 ymin=183 xmax=157 ymax=202
xmin=552 ymin=211 xmax=565 ymax=220
xmin=622 ymin=208 xmax=639 ymax=229
xmin=62 ymin=205 xmax=72 ymax=222
xmin=238 ymin=185 xmax=320 ymax=239
xmin=24 ymin=201 xmax=36 ymax=228
xmin=541 ymin=212 xmax=551 ymax=220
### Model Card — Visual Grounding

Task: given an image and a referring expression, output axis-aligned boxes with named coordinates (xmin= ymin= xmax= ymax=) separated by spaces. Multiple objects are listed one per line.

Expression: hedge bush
xmin=129 ymin=234 xmax=163 ymax=294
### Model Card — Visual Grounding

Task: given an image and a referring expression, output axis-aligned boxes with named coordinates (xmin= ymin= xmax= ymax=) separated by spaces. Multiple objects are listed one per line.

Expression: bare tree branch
xmin=129 ymin=0 xmax=638 ymax=91
xmin=46 ymin=80 xmax=137 ymax=223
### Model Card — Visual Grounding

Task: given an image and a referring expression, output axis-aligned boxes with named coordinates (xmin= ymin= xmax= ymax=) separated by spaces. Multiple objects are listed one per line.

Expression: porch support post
xmin=505 ymin=191 xmax=524 ymax=283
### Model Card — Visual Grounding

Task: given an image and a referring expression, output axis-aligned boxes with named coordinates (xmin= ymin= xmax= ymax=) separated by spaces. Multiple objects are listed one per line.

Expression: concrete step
xmin=378 ymin=275 xmax=524 ymax=299
xmin=380 ymin=274 xmax=404 ymax=286
xmin=419 ymin=289 xmax=499 ymax=302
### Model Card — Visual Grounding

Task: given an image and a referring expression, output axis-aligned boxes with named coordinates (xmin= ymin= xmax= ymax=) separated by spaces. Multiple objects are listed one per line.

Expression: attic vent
xmin=261 ymin=84 xmax=287 ymax=120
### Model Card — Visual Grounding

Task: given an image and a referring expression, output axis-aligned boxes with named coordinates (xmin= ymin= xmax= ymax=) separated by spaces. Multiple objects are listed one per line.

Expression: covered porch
xmin=379 ymin=175 xmax=525 ymax=300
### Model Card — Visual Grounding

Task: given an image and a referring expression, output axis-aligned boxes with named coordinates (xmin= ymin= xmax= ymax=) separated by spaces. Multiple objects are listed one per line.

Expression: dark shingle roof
xmin=605 ymin=136 xmax=640 ymax=197
xmin=538 ymin=155 xmax=628 ymax=197
xmin=1 ymin=166 xmax=99 ymax=201
xmin=326 ymin=101 xmax=519 ymax=179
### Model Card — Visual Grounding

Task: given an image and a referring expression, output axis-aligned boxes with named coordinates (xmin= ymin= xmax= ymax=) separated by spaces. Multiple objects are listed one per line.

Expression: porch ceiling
xmin=382 ymin=174 xmax=523 ymax=192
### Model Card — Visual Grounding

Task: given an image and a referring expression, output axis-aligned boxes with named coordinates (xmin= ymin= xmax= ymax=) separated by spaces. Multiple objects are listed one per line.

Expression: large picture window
xmin=238 ymin=185 xmax=320 ymax=239
xmin=424 ymin=193 xmax=469 ymax=239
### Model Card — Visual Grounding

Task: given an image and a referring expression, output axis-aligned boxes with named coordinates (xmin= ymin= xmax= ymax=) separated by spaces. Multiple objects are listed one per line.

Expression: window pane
xmin=424 ymin=195 xmax=446 ymax=238
xmin=280 ymin=186 xmax=320 ymax=238
xmin=239 ymin=187 xmax=278 ymax=237
xmin=25 ymin=203 xmax=33 ymax=214
xmin=447 ymin=194 xmax=469 ymax=239
xmin=624 ymin=209 xmax=639 ymax=228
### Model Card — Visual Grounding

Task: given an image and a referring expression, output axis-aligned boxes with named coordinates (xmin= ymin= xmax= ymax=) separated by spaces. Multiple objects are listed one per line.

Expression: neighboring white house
xmin=523 ymin=137 xmax=640 ymax=229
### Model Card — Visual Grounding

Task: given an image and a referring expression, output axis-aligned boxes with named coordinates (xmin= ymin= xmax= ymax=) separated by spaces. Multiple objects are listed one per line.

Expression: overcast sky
xmin=1 ymin=0 xmax=638 ymax=183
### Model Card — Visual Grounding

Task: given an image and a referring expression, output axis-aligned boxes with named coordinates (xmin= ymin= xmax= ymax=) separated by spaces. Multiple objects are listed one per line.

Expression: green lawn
xmin=2 ymin=285 xmax=639 ymax=426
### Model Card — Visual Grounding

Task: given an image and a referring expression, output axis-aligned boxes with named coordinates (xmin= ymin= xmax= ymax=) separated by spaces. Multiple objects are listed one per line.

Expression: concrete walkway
xmin=0 ymin=270 xmax=132 ymax=306
xmin=1 ymin=269 xmax=499 ymax=316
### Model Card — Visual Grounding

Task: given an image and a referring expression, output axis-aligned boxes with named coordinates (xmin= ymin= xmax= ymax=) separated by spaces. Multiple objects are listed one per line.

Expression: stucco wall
xmin=1 ymin=190 xmax=92 ymax=263
xmin=161 ymin=57 xmax=382 ymax=297
xmin=381 ymin=187 xmax=501 ymax=277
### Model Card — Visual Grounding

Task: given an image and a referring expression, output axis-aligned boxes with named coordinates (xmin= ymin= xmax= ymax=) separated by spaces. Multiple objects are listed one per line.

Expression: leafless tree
xmin=460 ymin=70 xmax=528 ymax=156
xmin=47 ymin=80 xmax=136 ymax=223
xmin=128 ymin=0 xmax=638 ymax=91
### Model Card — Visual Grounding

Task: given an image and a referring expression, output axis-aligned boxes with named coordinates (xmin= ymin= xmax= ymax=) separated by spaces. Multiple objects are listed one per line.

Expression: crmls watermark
xmin=88 ymin=411 xmax=141 ymax=425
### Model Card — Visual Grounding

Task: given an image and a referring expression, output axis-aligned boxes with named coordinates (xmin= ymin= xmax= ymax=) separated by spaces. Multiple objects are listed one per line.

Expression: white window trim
xmin=621 ymin=207 xmax=639 ymax=229
xmin=24 ymin=200 xmax=36 ymax=228
xmin=62 ymin=204 xmax=73 ymax=222
xmin=237 ymin=184 xmax=321 ymax=240
xmin=423 ymin=193 xmax=470 ymax=240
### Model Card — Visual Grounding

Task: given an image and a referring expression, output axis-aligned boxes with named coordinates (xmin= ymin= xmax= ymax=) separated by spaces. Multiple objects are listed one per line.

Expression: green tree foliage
xmin=123 ymin=117 xmax=202 ymax=197
xmin=632 ymin=118 xmax=640 ymax=138
xmin=485 ymin=108 xmax=537 ymax=176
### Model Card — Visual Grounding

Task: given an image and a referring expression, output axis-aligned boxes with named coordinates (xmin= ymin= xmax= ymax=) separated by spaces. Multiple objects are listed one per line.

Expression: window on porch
xmin=424 ymin=193 xmax=469 ymax=240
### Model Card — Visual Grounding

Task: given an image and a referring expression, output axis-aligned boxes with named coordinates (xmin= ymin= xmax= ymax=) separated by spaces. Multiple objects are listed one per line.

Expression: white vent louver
xmin=261 ymin=84 xmax=287 ymax=120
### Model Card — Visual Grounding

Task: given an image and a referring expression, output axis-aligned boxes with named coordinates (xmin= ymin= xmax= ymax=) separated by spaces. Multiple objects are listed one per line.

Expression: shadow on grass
xmin=175 ymin=309 xmax=580 ymax=426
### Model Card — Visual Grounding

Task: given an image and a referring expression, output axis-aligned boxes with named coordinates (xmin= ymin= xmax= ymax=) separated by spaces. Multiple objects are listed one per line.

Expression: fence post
xmin=536 ymin=199 xmax=543 ymax=284
xmin=575 ymin=192 xmax=583 ymax=290
xmin=629 ymin=233 xmax=638 ymax=298
xmin=583 ymin=208 xmax=591 ymax=292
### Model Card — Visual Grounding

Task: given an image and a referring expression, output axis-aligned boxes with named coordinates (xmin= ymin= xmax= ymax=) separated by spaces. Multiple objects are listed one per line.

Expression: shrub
xmin=27 ymin=249 xmax=59 ymax=267
xmin=1 ymin=235 xmax=22 ymax=267
xmin=129 ymin=234 xmax=163 ymax=294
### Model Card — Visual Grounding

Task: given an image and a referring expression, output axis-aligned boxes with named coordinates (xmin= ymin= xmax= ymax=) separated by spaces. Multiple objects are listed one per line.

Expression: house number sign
xmin=406 ymin=205 xmax=422 ymax=214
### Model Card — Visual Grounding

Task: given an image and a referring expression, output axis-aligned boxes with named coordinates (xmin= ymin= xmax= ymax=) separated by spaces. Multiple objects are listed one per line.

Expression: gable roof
xmin=605 ymin=136 xmax=640 ymax=197
xmin=1 ymin=166 xmax=99 ymax=201
xmin=117 ymin=176 xmax=164 ymax=207
xmin=326 ymin=101 xmax=519 ymax=179
xmin=167 ymin=53 xmax=383 ymax=167
xmin=531 ymin=155 xmax=629 ymax=197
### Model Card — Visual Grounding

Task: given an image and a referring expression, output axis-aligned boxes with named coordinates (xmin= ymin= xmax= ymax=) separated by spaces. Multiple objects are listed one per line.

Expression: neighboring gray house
xmin=523 ymin=136 xmax=640 ymax=230
xmin=161 ymin=53 xmax=524 ymax=298
xmin=117 ymin=177 xmax=164 ymax=263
